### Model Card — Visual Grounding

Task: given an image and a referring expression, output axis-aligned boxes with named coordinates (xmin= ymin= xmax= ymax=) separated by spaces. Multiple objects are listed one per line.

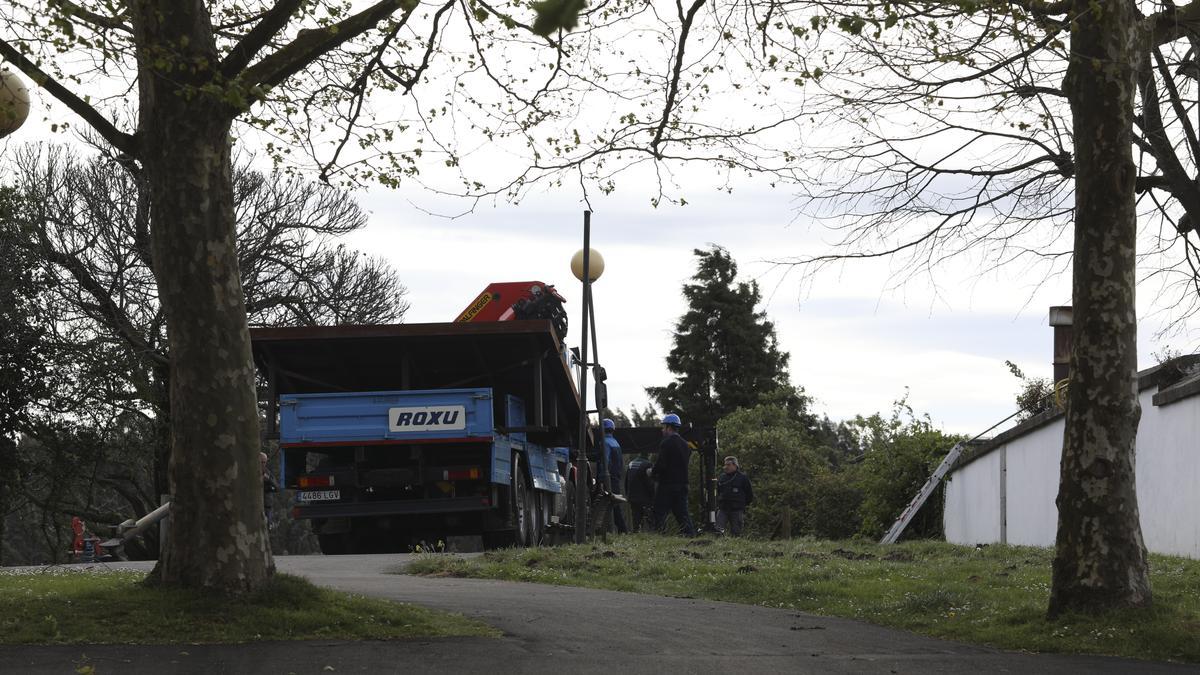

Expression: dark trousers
xmin=717 ymin=508 xmax=745 ymax=536
xmin=611 ymin=486 xmax=628 ymax=534
xmin=653 ymin=483 xmax=696 ymax=536
xmin=629 ymin=502 xmax=652 ymax=533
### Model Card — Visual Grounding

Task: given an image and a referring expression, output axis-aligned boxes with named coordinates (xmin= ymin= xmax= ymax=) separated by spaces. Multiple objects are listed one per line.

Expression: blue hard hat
xmin=661 ymin=413 xmax=681 ymax=427
xmin=602 ymin=418 xmax=615 ymax=430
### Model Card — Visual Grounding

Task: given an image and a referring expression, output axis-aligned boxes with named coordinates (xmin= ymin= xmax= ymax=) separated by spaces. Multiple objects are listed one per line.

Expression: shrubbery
xmin=717 ymin=395 xmax=961 ymax=541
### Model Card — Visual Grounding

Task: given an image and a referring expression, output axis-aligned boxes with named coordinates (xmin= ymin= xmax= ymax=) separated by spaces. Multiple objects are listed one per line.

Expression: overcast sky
xmin=7 ymin=38 xmax=1194 ymax=440
xmin=346 ymin=174 xmax=1192 ymax=437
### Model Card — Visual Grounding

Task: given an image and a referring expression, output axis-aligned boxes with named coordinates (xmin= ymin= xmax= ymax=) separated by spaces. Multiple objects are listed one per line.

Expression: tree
xmin=740 ymin=0 xmax=1186 ymax=614
xmin=1 ymin=0 xmax=800 ymax=591
xmin=0 ymin=187 xmax=51 ymax=565
xmin=2 ymin=146 xmax=406 ymax=563
xmin=648 ymin=246 xmax=795 ymax=429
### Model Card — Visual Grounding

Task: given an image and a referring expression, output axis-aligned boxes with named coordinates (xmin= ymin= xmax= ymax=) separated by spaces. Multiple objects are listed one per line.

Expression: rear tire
xmin=512 ymin=455 xmax=532 ymax=546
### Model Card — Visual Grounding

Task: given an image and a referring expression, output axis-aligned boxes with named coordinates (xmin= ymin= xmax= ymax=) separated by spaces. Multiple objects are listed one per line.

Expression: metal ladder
xmin=879 ymin=442 xmax=964 ymax=545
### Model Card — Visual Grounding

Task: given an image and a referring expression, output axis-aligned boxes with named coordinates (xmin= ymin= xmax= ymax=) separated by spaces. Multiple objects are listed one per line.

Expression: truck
xmin=251 ymin=283 xmax=588 ymax=553
xmin=251 ymin=281 xmax=720 ymax=552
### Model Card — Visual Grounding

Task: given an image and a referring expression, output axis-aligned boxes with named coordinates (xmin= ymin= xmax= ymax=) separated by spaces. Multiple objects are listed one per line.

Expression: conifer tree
xmin=648 ymin=246 xmax=793 ymax=429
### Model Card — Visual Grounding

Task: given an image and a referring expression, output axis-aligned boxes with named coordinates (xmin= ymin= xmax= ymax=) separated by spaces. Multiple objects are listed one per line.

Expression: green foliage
xmin=411 ymin=537 xmax=1200 ymax=663
xmin=805 ymin=469 xmax=863 ymax=539
xmin=850 ymin=397 xmax=963 ymax=540
xmin=648 ymin=246 xmax=794 ymax=429
xmin=0 ymin=187 xmax=49 ymax=441
xmin=0 ymin=186 xmax=51 ymax=567
xmin=1004 ymin=360 xmax=1055 ymax=420
xmin=0 ymin=570 xmax=495 ymax=644
xmin=530 ymin=0 xmax=588 ymax=36
xmin=717 ymin=396 xmax=822 ymax=537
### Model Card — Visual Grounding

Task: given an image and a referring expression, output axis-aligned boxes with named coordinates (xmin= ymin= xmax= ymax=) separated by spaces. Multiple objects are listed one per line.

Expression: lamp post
xmin=571 ymin=212 xmax=604 ymax=543
xmin=0 ymin=66 xmax=31 ymax=139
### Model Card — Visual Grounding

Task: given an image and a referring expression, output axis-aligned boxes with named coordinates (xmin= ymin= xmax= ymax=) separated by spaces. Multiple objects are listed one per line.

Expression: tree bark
xmin=1049 ymin=0 xmax=1151 ymax=617
xmin=133 ymin=0 xmax=273 ymax=592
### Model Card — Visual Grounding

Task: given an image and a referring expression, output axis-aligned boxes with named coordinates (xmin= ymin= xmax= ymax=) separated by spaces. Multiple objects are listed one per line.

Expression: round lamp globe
xmin=570 ymin=248 xmax=605 ymax=282
xmin=0 ymin=67 xmax=30 ymax=139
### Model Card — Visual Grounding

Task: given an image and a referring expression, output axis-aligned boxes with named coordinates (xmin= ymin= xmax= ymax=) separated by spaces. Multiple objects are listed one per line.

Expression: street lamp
xmin=0 ymin=66 xmax=30 ymax=139
xmin=572 ymin=212 xmax=604 ymax=543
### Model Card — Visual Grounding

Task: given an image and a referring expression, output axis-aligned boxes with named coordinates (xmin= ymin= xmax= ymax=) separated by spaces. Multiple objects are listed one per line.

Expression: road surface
xmin=1 ymin=554 xmax=1194 ymax=674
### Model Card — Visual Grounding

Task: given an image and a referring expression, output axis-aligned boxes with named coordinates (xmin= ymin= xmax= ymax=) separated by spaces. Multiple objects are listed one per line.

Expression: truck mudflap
xmin=490 ymin=437 xmax=563 ymax=493
xmin=293 ymin=496 xmax=493 ymax=520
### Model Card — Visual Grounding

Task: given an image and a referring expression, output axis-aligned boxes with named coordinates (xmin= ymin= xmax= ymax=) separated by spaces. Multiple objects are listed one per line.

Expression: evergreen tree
xmin=0 ymin=187 xmax=50 ymax=565
xmin=647 ymin=246 xmax=793 ymax=429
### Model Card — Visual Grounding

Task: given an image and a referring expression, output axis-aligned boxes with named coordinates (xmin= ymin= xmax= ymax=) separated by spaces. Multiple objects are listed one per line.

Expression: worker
xmin=649 ymin=413 xmax=696 ymax=536
xmin=716 ymin=456 xmax=753 ymax=536
xmin=261 ymin=451 xmax=278 ymax=524
xmin=625 ymin=455 xmax=655 ymax=532
xmin=597 ymin=418 xmax=628 ymax=534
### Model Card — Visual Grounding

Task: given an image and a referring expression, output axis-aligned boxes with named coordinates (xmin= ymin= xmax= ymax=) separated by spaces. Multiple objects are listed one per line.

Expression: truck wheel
xmin=530 ymin=492 xmax=545 ymax=546
xmin=512 ymin=455 xmax=532 ymax=546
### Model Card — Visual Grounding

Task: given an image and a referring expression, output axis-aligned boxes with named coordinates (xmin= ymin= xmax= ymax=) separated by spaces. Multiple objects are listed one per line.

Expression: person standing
xmin=597 ymin=418 xmax=628 ymax=534
xmin=260 ymin=451 xmax=279 ymax=524
xmin=716 ymin=456 xmax=753 ymax=536
xmin=649 ymin=413 xmax=696 ymax=536
xmin=625 ymin=454 xmax=655 ymax=532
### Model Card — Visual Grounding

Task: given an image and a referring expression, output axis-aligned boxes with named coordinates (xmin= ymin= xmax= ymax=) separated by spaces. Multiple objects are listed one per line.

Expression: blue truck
xmin=251 ymin=320 xmax=586 ymax=553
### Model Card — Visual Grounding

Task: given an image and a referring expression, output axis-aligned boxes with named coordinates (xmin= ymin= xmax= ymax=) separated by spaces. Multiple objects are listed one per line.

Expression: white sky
xmin=6 ymin=16 xmax=1197 ymax=439
xmin=348 ymin=177 xmax=1195 ymax=437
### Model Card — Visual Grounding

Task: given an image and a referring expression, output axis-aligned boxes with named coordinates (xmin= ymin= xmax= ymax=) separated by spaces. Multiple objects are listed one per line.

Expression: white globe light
xmin=570 ymin=248 xmax=605 ymax=282
xmin=0 ymin=67 xmax=30 ymax=139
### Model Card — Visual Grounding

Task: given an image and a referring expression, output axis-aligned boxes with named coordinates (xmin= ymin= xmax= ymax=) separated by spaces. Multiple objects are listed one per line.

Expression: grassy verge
xmin=407 ymin=535 xmax=1200 ymax=662
xmin=0 ymin=567 xmax=497 ymax=644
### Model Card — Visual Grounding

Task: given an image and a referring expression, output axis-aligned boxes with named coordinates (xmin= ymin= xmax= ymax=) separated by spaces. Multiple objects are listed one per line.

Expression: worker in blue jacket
xmin=649 ymin=413 xmax=696 ymax=536
xmin=597 ymin=418 xmax=628 ymax=534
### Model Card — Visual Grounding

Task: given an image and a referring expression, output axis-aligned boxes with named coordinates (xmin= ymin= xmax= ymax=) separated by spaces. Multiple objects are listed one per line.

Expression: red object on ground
xmin=71 ymin=516 xmax=85 ymax=554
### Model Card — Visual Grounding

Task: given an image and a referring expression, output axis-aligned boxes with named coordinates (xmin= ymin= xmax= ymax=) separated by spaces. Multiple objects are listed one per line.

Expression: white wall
xmin=944 ymin=448 xmax=1002 ymax=544
xmin=1136 ymin=390 xmax=1200 ymax=558
xmin=1001 ymin=420 xmax=1063 ymax=547
xmin=944 ymin=386 xmax=1200 ymax=559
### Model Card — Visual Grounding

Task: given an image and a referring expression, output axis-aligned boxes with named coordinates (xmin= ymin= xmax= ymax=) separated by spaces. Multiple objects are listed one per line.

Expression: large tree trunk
xmin=1049 ymin=0 xmax=1151 ymax=617
xmin=133 ymin=1 xmax=273 ymax=592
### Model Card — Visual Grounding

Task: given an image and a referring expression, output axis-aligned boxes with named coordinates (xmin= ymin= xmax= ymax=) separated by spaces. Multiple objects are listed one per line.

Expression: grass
xmin=406 ymin=535 xmax=1200 ymax=663
xmin=0 ymin=567 xmax=497 ymax=645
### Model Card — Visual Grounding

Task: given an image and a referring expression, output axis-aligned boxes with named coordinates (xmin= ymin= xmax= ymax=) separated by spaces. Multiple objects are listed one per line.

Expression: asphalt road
xmin=2 ymin=554 xmax=1196 ymax=674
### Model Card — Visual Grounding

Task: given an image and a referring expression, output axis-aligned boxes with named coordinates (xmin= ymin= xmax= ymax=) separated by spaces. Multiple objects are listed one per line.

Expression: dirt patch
xmin=831 ymin=548 xmax=876 ymax=561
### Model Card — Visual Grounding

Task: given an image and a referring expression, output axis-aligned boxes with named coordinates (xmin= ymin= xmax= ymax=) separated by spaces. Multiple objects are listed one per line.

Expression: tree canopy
xmin=648 ymin=246 xmax=796 ymax=429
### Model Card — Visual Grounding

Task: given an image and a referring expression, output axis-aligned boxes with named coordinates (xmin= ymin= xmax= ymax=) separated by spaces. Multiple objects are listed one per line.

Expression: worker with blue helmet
xmin=649 ymin=412 xmax=696 ymax=536
xmin=596 ymin=418 xmax=628 ymax=534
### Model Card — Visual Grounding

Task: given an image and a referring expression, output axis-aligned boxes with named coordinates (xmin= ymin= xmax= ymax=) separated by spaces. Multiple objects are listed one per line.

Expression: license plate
xmin=299 ymin=490 xmax=341 ymax=502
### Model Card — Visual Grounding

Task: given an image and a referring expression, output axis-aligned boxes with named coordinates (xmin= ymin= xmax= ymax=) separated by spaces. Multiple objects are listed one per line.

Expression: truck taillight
xmin=299 ymin=475 xmax=334 ymax=488
xmin=444 ymin=468 xmax=481 ymax=481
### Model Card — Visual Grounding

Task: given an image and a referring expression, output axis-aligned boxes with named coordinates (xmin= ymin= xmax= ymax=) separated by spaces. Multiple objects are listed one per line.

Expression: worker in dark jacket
xmin=716 ymin=456 xmax=753 ymax=536
xmin=596 ymin=418 xmax=628 ymax=534
xmin=649 ymin=413 xmax=696 ymax=536
xmin=625 ymin=455 xmax=655 ymax=532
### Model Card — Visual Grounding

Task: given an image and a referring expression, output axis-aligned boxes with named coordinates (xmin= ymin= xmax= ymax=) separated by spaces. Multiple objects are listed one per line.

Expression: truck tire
xmin=512 ymin=454 xmax=532 ymax=547
xmin=530 ymin=492 xmax=545 ymax=546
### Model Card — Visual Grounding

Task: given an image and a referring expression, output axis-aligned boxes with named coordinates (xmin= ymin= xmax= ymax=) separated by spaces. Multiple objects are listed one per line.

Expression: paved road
xmin=2 ymin=554 xmax=1195 ymax=674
